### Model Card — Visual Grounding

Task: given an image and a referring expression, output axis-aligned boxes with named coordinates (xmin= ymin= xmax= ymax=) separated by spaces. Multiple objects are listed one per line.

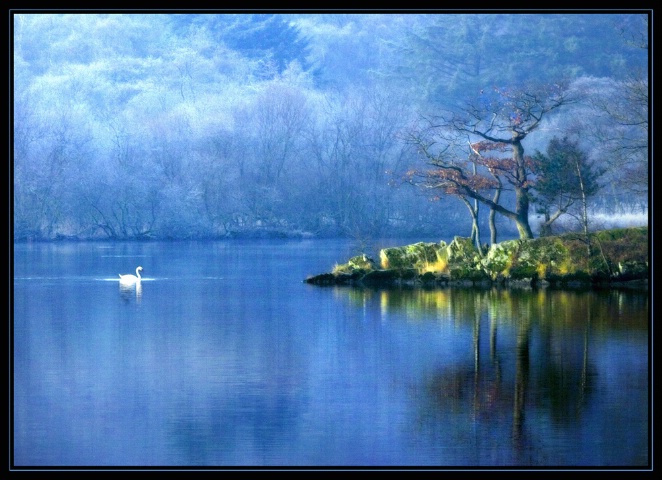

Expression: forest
xmin=12 ymin=12 xmax=649 ymax=243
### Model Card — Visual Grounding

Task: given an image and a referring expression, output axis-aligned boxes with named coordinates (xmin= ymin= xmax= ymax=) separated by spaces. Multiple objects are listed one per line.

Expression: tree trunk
xmin=470 ymin=164 xmax=482 ymax=252
xmin=512 ymin=140 xmax=534 ymax=240
xmin=514 ymin=188 xmax=534 ymax=240
xmin=489 ymin=207 xmax=497 ymax=245
xmin=489 ymin=176 xmax=501 ymax=245
xmin=539 ymin=210 xmax=552 ymax=237
xmin=472 ymin=197 xmax=482 ymax=252
xmin=575 ymin=159 xmax=592 ymax=257
xmin=461 ymin=196 xmax=483 ymax=257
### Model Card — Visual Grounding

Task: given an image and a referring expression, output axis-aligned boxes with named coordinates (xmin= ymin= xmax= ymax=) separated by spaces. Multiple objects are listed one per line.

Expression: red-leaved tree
xmin=407 ymin=81 xmax=577 ymax=240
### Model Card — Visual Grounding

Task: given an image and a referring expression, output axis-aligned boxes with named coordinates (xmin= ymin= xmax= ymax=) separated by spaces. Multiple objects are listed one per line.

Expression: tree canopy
xmin=408 ymin=82 xmax=578 ymax=240
xmin=12 ymin=12 xmax=649 ymax=241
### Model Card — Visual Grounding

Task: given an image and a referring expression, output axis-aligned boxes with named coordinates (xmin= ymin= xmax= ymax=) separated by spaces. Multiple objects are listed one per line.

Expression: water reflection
xmin=336 ymin=286 xmax=647 ymax=330
xmin=334 ymin=286 xmax=647 ymax=466
xmin=119 ymin=280 xmax=142 ymax=302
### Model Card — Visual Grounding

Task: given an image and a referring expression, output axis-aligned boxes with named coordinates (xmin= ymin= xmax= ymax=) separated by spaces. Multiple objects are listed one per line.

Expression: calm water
xmin=12 ymin=240 xmax=649 ymax=468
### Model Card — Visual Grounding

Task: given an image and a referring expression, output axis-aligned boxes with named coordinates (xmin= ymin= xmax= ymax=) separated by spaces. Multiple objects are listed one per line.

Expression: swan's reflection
xmin=119 ymin=280 xmax=142 ymax=302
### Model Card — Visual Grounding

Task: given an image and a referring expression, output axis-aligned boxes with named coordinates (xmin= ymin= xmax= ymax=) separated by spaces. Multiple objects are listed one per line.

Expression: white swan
xmin=119 ymin=266 xmax=143 ymax=285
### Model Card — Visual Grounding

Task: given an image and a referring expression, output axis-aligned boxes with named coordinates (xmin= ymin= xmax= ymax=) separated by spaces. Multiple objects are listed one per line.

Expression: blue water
xmin=12 ymin=240 xmax=650 ymax=468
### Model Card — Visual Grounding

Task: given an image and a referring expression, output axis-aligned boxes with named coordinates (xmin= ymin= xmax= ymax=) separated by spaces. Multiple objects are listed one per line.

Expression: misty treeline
xmin=12 ymin=13 xmax=649 ymax=242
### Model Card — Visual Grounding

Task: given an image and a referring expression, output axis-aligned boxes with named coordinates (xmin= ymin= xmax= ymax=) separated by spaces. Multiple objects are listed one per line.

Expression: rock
xmin=449 ymin=264 xmax=490 ymax=282
xmin=347 ymin=254 xmax=377 ymax=271
xmin=305 ymin=273 xmax=337 ymax=285
xmin=446 ymin=236 xmax=478 ymax=264
xmin=305 ymin=227 xmax=648 ymax=289
xmin=481 ymin=240 xmax=521 ymax=279
xmin=616 ymin=260 xmax=648 ymax=280
xmin=380 ymin=241 xmax=447 ymax=271
xmin=506 ymin=278 xmax=534 ymax=288
xmin=419 ymin=271 xmax=437 ymax=285
xmin=361 ymin=269 xmax=399 ymax=286
xmin=333 ymin=254 xmax=377 ymax=274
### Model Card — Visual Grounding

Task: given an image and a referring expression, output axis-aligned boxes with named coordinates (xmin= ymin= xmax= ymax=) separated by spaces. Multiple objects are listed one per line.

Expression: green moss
xmin=333 ymin=254 xmax=377 ymax=274
xmin=508 ymin=264 xmax=538 ymax=280
xmin=446 ymin=236 xmax=478 ymax=264
xmin=481 ymin=240 xmax=521 ymax=279
xmin=505 ymin=237 xmax=571 ymax=280
xmin=449 ymin=265 xmax=489 ymax=282
xmin=591 ymin=227 xmax=648 ymax=267
xmin=380 ymin=241 xmax=447 ymax=272
xmin=311 ymin=226 xmax=648 ymax=287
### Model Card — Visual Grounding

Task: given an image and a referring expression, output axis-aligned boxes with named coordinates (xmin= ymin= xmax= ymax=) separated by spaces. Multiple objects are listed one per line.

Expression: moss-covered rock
xmin=446 ymin=236 xmax=479 ymax=264
xmin=362 ymin=268 xmax=418 ymax=287
xmin=333 ymin=254 xmax=377 ymax=274
xmin=481 ymin=239 xmax=521 ymax=279
xmin=349 ymin=254 xmax=377 ymax=271
xmin=480 ymin=236 xmax=578 ymax=281
xmin=546 ymin=270 xmax=593 ymax=286
xmin=615 ymin=260 xmax=649 ymax=281
xmin=449 ymin=264 xmax=490 ymax=282
xmin=380 ymin=242 xmax=447 ymax=272
xmin=419 ymin=271 xmax=437 ymax=285
xmin=305 ymin=227 xmax=648 ymax=289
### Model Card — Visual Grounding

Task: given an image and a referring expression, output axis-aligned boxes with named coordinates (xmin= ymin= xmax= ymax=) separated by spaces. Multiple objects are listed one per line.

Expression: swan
xmin=119 ymin=266 xmax=143 ymax=285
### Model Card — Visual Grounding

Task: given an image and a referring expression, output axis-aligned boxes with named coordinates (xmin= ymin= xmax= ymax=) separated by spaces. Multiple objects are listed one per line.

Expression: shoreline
xmin=305 ymin=226 xmax=649 ymax=290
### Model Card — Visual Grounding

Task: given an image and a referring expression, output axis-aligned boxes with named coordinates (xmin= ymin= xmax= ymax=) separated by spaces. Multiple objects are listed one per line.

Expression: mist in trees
xmin=12 ymin=12 xmax=649 ymax=241
xmin=532 ymin=136 xmax=604 ymax=237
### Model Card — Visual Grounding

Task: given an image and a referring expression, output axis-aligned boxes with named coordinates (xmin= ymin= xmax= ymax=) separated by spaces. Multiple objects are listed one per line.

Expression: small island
xmin=305 ymin=226 xmax=649 ymax=289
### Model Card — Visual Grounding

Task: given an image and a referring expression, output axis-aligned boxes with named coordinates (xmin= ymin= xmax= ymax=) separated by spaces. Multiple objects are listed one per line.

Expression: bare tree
xmin=408 ymin=81 xmax=577 ymax=240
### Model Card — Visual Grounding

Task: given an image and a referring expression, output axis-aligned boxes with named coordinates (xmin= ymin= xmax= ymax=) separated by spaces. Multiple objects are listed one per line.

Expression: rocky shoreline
xmin=305 ymin=227 xmax=649 ymax=289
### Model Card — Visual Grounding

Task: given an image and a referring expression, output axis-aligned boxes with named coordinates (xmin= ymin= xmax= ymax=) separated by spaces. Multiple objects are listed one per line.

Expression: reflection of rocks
xmin=305 ymin=227 xmax=648 ymax=289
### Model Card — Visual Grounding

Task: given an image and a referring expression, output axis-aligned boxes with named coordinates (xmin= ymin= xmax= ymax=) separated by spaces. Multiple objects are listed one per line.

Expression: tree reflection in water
xmin=334 ymin=286 xmax=645 ymax=466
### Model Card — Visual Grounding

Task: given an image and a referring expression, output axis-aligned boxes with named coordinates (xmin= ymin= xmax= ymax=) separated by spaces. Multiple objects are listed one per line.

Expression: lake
xmin=12 ymin=239 xmax=650 ymax=468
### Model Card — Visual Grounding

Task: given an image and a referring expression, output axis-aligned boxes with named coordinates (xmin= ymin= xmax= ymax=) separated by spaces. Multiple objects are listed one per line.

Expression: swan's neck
xmin=136 ymin=268 xmax=142 ymax=279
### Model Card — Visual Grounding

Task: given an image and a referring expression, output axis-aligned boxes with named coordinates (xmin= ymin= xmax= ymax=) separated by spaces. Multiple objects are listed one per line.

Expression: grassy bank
xmin=305 ymin=226 xmax=649 ymax=288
